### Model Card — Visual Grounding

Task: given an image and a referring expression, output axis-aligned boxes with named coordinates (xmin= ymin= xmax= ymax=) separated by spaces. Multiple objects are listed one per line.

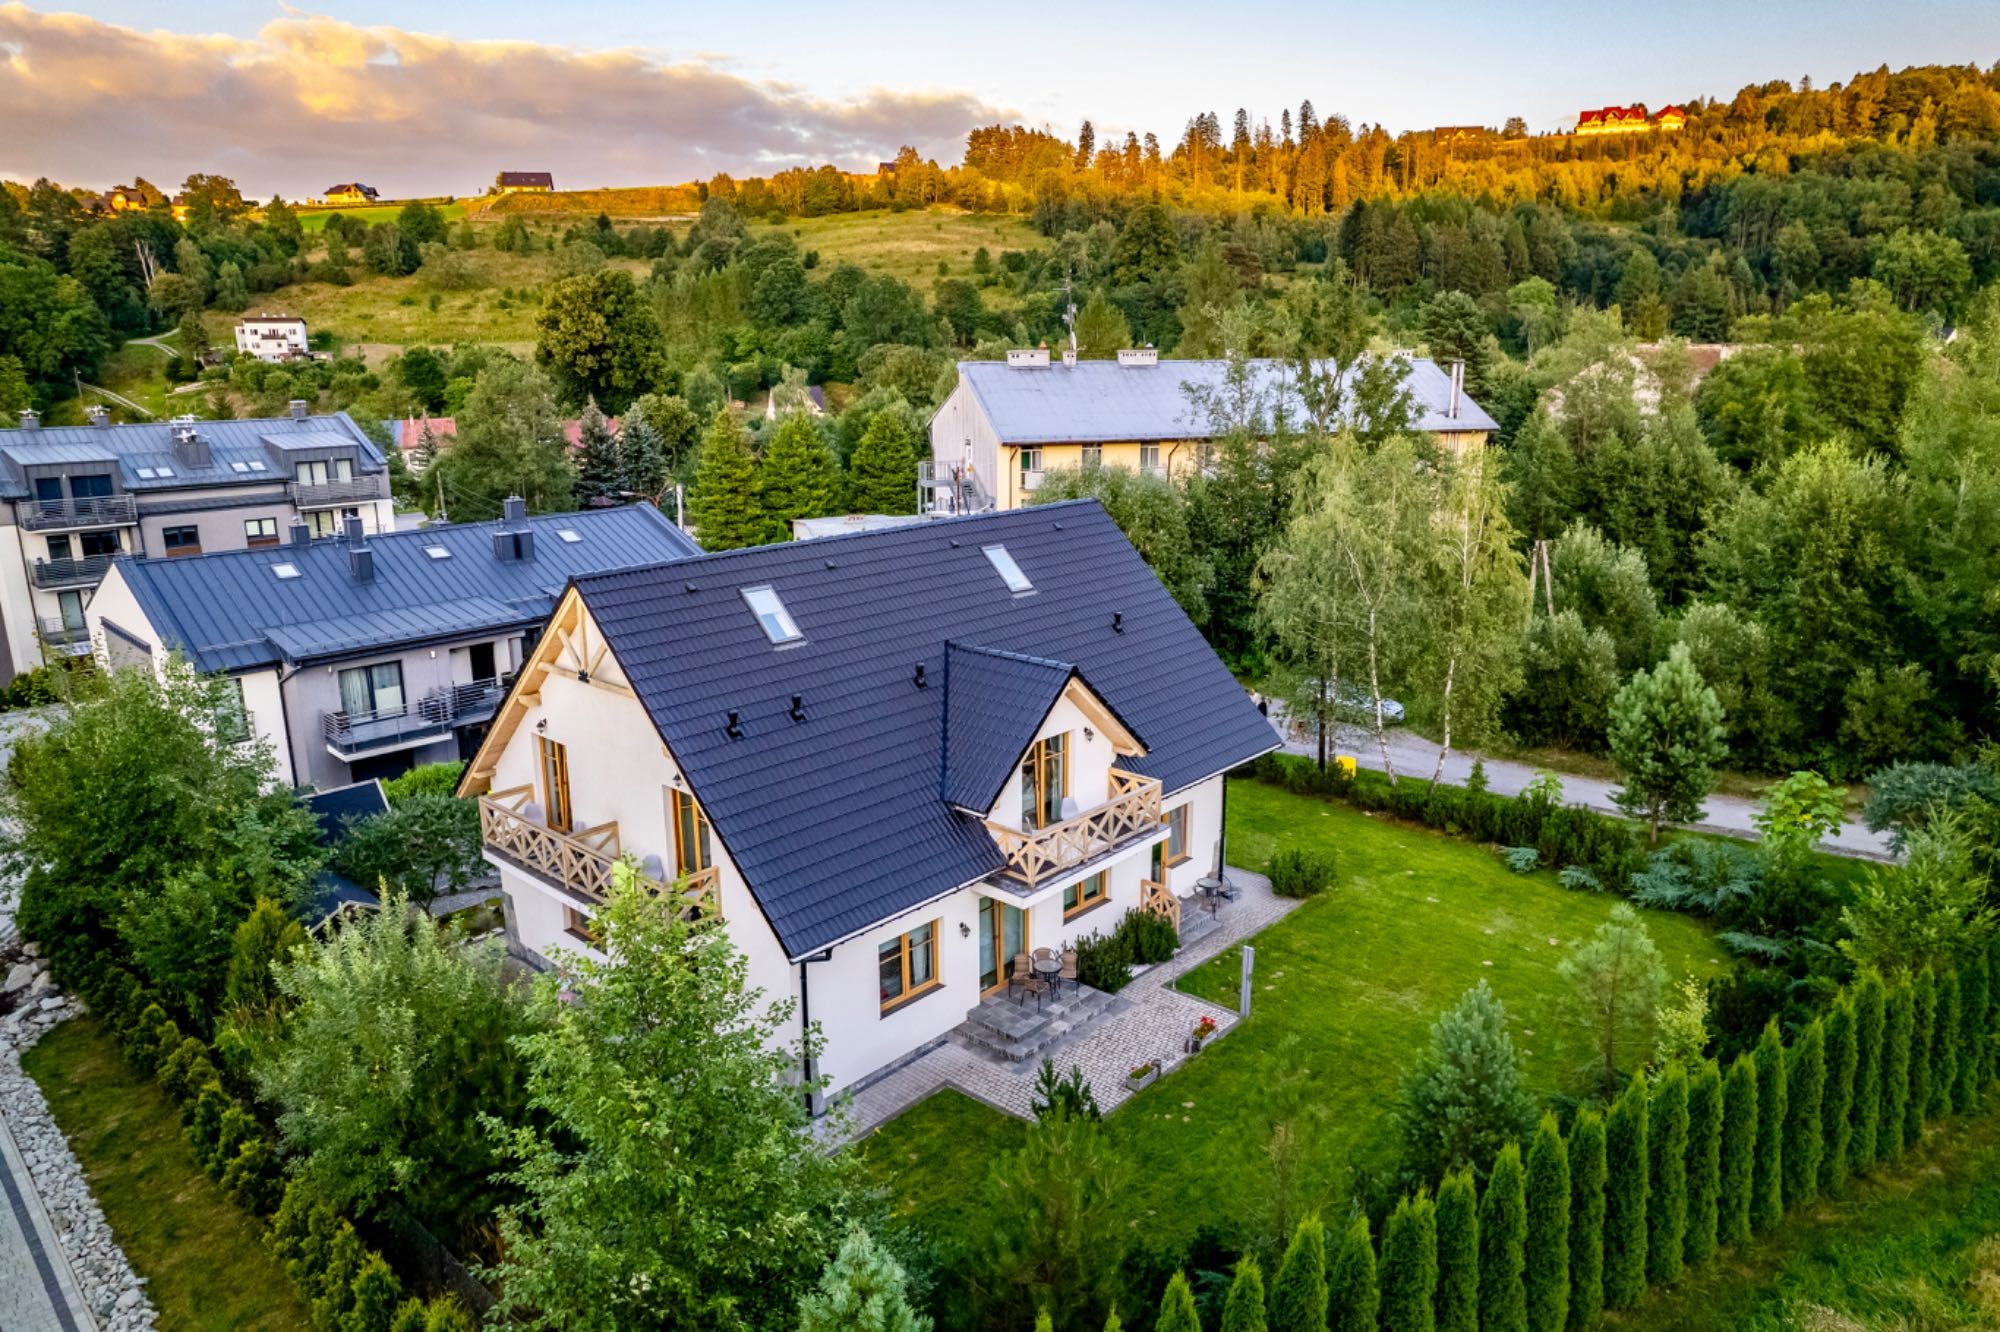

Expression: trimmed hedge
xmin=1268 ymin=847 xmax=1339 ymax=898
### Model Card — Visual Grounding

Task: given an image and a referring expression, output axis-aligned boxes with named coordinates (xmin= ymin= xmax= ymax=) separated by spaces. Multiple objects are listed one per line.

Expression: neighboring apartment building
xmin=458 ymin=501 xmax=1278 ymax=1100
xmin=0 ymin=405 xmax=394 ymax=681
xmin=235 ymin=315 xmax=310 ymax=362
xmin=86 ymin=500 xmax=700 ymax=790
xmin=924 ymin=352 xmax=1500 ymax=513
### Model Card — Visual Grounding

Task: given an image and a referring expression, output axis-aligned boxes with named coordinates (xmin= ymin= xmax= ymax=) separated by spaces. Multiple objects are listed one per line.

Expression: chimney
xmin=1061 ymin=345 xmax=1077 ymax=368
xmin=170 ymin=419 xmax=210 ymax=470
xmin=1005 ymin=348 xmax=1051 ymax=369
xmin=17 ymin=409 xmax=38 ymax=430
xmin=502 ymin=495 xmax=527 ymax=523
xmin=345 ymin=515 xmax=373 ymax=579
xmin=288 ymin=399 xmax=309 ymax=422
xmin=287 ymin=518 xmax=311 ymax=546
xmin=1116 ymin=347 xmax=1159 ymax=367
xmin=515 ymin=526 xmax=535 ymax=562
xmin=344 ymin=513 xmax=365 ymax=546
xmin=84 ymin=405 xmax=110 ymax=428
xmin=1448 ymin=360 xmax=1465 ymax=420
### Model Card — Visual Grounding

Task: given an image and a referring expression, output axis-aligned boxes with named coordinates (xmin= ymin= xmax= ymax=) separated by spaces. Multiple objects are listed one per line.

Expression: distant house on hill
xmin=324 ymin=183 xmax=380 ymax=205
xmin=235 ymin=314 xmax=310 ymax=363
xmin=1574 ymin=104 xmax=1685 ymax=136
xmin=494 ymin=172 xmax=555 ymax=194
xmin=764 ymin=385 xmax=828 ymax=421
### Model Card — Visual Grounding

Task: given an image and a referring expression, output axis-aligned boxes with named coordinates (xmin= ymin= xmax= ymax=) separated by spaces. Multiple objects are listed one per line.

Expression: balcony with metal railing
xmin=20 ymin=495 xmax=137 ymax=531
xmin=30 ymin=554 xmax=116 ymax=589
xmin=36 ymin=617 xmax=91 ymax=654
xmin=478 ymin=783 xmax=720 ymax=919
xmin=321 ymin=675 xmax=511 ymax=757
xmin=288 ymin=476 xmax=382 ymax=508
xmin=984 ymin=770 xmax=1165 ymax=889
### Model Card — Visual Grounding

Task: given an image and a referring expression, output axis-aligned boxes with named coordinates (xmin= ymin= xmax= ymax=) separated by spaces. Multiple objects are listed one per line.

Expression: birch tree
xmin=1416 ymin=452 xmax=1527 ymax=784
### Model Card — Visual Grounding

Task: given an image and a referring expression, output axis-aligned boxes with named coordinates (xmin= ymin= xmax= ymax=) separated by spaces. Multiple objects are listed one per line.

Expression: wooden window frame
xmin=562 ymin=904 xmax=601 ymax=947
xmin=671 ymin=787 xmax=712 ymax=875
xmin=537 ymin=735 xmax=572 ymax=833
xmin=244 ymin=516 xmax=279 ymax=548
xmin=1166 ymin=804 xmax=1192 ymax=866
xmin=162 ymin=524 xmax=201 ymax=556
xmin=1063 ymin=869 xmax=1109 ymax=920
xmin=878 ymin=920 xmax=941 ymax=1014
xmin=1021 ymin=731 xmax=1069 ymax=830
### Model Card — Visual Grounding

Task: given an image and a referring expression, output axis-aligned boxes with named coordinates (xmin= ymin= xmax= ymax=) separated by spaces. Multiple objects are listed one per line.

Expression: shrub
xmin=1503 ymin=847 xmax=1540 ymax=874
xmin=1957 ymin=955 xmax=1988 ymax=1110
xmin=183 ymin=1082 xmax=231 ymax=1161
xmin=1852 ymin=972 xmax=1886 ymax=1168
xmin=1478 ymin=1143 xmax=1528 ymax=1332
xmin=1557 ymin=866 xmax=1604 ymax=893
xmin=1782 ymin=1019 xmax=1826 ymax=1206
xmin=1434 ymin=1170 xmax=1479 ymax=1332
xmin=1523 ymin=1116 xmax=1570 ymax=1332
xmin=1602 ymin=1074 xmax=1649 ymax=1309
xmin=1751 ymin=1023 xmax=1787 ymax=1231
xmin=1565 ymin=1110 xmax=1607 ymax=1330
xmin=1269 ymin=847 xmax=1338 ymax=898
xmin=1073 ymin=928 xmax=1133 ymax=993
xmin=381 ymin=762 xmax=466 ymax=805
xmin=221 ymin=1136 xmax=284 ymax=1215
xmin=1933 ymin=969 xmax=1962 ymax=1120
xmin=1897 ymin=973 xmax=1927 ymax=1154
xmin=1718 ymin=1054 xmax=1758 ymax=1245
xmin=1821 ymin=997 xmax=1857 ymax=1194
xmin=1029 ymin=1059 xmax=1101 ymax=1123
xmin=1327 ymin=1212 xmax=1379 ymax=1332
xmin=158 ymin=1036 xmax=217 ymax=1102
xmin=1646 ymin=1063 xmax=1688 ymax=1285
xmin=1270 ymin=1215 xmax=1328 ymax=1332
xmin=1219 ymin=1256 xmax=1267 ymax=1332
xmin=1121 ymin=908 xmax=1179 ymax=964
xmin=1378 ymin=1192 xmax=1439 ymax=1332
xmin=1684 ymin=1061 xmax=1723 ymax=1270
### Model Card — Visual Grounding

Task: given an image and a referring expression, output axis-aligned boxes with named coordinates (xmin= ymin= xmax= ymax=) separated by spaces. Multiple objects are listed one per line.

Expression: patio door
xmin=978 ymin=898 xmax=1027 ymax=996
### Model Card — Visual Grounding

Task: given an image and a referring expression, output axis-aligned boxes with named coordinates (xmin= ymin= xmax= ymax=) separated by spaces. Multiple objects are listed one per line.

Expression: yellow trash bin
xmin=1335 ymin=754 xmax=1357 ymax=780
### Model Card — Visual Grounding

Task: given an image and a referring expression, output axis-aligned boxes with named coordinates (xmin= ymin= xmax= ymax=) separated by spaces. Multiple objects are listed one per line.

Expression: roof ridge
xmin=946 ymin=640 xmax=1075 ymax=673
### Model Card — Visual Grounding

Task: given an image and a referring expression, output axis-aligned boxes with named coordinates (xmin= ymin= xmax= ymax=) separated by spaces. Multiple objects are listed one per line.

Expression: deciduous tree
xmin=534 ymin=268 xmax=663 ymax=414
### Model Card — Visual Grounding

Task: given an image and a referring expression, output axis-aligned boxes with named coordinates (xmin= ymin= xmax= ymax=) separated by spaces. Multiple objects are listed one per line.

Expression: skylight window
xmin=424 ymin=545 xmax=451 ymax=560
xmin=271 ymin=563 xmax=301 ymax=580
xmin=245 ymin=460 xmax=266 ymax=471
xmin=983 ymin=544 xmax=1033 ymax=594
xmin=557 ymin=529 xmax=583 ymax=543
xmin=134 ymin=467 xmax=157 ymax=479
xmin=153 ymin=464 xmax=174 ymax=477
xmin=230 ymin=461 xmax=250 ymax=473
xmin=742 ymin=585 xmax=802 ymax=645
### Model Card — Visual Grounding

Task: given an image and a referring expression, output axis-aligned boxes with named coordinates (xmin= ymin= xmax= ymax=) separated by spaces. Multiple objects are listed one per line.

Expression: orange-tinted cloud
xmin=0 ymin=4 xmax=1008 ymax=195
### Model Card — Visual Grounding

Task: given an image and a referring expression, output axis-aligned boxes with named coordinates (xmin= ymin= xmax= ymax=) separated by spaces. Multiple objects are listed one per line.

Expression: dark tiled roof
xmin=575 ymin=501 xmax=1277 ymax=960
xmin=497 ymin=172 xmax=554 ymax=188
xmin=0 ymin=412 xmax=383 ymax=497
xmin=941 ymin=642 xmax=1073 ymax=813
xmin=114 ymin=503 xmax=699 ymax=673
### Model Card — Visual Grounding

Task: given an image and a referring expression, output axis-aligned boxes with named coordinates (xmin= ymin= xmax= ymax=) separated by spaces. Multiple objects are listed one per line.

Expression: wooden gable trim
xmin=1061 ymin=676 xmax=1144 ymax=757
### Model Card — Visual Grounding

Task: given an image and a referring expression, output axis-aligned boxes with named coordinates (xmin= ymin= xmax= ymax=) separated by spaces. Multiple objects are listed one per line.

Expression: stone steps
xmin=952 ymin=985 xmax=1130 ymax=1064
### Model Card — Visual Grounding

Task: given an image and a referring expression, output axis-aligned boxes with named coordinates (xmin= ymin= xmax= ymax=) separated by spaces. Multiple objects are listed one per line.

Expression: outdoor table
xmin=1196 ymin=874 xmax=1227 ymax=913
xmin=1031 ymin=955 xmax=1062 ymax=981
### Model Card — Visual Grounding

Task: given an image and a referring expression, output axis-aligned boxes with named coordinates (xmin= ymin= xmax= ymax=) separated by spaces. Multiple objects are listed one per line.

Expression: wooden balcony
xmin=479 ymin=785 xmax=719 ymax=920
xmin=985 ymin=770 xmax=1165 ymax=889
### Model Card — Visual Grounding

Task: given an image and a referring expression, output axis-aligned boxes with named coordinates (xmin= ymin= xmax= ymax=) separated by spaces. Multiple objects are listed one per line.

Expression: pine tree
xmin=617 ymin=402 xmax=670 ymax=500
xmin=1480 ymin=1143 xmax=1529 ymax=1332
xmin=1932 ymin=969 xmax=1961 ymax=1120
xmin=687 ymin=409 xmax=769 ymax=550
xmin=1821 ymin=997 xmax=1857 ymax=1194
xmin=1646 ymin=1063 xmax=1688 ymax=1285
xmin=1155 ymin=1272 xmax=1202 ymax=1332
xmin=849 ymin=410 xmax=919 ymax=514
xmin=1606 ymin=643 xmax=1727 ymax=845
xmin=1524 ymin=1115 xmax=1571 ymax=1332
xmin=1852 ymin=972 xmax=1886 ymax=1169
xmin=572 ymin=402 xmax=624 ymax=506
xmin=1958 ymin=954 xmax=1989 ymax=1109
xmin=1751 ymin=1023 xmax=1786 ymax=1231
xmin=1602 ymin=1074 xmax=1648 ymax=1309
xmin=1566 ymin=1110 xmax=1607 ymax=1330
xmin=1782 ymin=1020 xmax=1825 ymax=1206
xmin=1683 ymin=1061 xmax=1722 ymax=1268
xmin=1718 ymin=1054 xmax=1757 ymax=1245
xmin=1221 ymin=1257 xmax=1268 ymax=1332
xmin=1397 ymin=980 xmax=1538 ymax=1182
xmin=1328 ymin=1212 xmax=1380 ymax=1332
xmin=1270 ymin=1215 xmax=1328 ymax=1332
xmin=1888 ymin=974 xmax=1918 ymax=1155
xmin=1434 ymin=1170 xmax=1479 ymax=1332
xmin=759 ymin=412 xmax=839 ymax=534
xmin=1380 ymin=1193 xmax=1439 ymax=1332
xmin=796 ymin=1225 xmax=930 ymax=1332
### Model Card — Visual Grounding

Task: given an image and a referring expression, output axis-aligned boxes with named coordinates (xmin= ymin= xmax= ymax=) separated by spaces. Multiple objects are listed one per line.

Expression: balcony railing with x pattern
xmin=985 ymin=770 xmax=1165 ymax=889
xmin=480 ymin=785 xmax=721 ymax=920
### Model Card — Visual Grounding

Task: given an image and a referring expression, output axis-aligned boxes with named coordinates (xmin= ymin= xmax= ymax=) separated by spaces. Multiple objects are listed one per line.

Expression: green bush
xmin=1121 ymin=908 xmax=1179 ymax=964
xmin=1073 ymin=927 xmax=1133 ymax=993
xmin=1268 ymin=847 xmax=1338 ymax=898
xmin=158 ymin=1035 xmax=217 ymax=1101
xmin=381 ymin=762 xmax=466 ymax=805
xmin=1503 ymin=847 xmax=1539 ymax=874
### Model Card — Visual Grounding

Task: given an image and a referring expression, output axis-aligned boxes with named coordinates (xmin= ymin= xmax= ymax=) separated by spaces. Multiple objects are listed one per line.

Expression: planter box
xmin=1124 ymin=1066 xmax=1160 ymax=1093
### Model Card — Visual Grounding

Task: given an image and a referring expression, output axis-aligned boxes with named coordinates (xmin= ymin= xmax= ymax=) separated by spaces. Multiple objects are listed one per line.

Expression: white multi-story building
xmin=235 ymin=315 xmax=310 ymax=362
xmin=459 ymin=501 xmax=1277 ymax=1103
xmin=0 ymin=405 xmax=393 ymax=681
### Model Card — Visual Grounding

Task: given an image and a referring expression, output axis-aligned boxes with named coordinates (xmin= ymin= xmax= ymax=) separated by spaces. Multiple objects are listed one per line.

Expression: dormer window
xmin=983 ymin=544 xmax=1032 ymax=594
xmin=742 ymin=585 xmax=802 ymax=645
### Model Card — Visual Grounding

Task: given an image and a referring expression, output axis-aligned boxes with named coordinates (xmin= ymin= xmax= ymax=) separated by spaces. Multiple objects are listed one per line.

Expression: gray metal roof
xmin=575 ymin=501 xmax=1279 ymax=959
xmin=0 ymin=412 xmax=384 ymax=497
xmin=112 ymin=503 xmax=700 ymax=673
xmin=955 ymin=355 xmax=1499 ymax=444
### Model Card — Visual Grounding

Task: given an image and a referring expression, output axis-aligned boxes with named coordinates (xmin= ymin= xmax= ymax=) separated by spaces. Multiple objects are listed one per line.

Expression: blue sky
xmin=5 ymin=2 xmax=1998 ymax=196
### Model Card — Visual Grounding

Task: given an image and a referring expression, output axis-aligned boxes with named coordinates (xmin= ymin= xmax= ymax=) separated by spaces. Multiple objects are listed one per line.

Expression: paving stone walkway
xmin=832 ymin=867 xmax=1294 ymax=1142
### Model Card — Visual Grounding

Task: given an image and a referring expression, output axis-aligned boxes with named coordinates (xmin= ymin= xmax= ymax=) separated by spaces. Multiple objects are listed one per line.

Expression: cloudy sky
xmin=4 ymin=1 xmax=1998 ymax=199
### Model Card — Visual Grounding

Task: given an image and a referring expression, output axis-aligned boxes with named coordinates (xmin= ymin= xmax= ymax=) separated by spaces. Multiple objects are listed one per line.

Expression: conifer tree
xmin=1602 ymin=1074 xmax=1648 ymax=1309
xmin=1896 ymin=973 xmax=1926 ymax=1152
xmin=1958 ymin=955 xmax=1988 ymax=1109
xmin=1852 ymin=972 xmax=1886 ymax=1169
xmin=1933 ymin=968 xmax=1961 ymax=1120
xmin=1751 ymin=1023 xmax=1786 ymax=1231
xmin=572 ymin=402 xmax=624 ymax=506
xmin=1479 ymin=1143 xmax=1529 ymax=1332
xmin=1606 ymin=644 xmax=1727 ymax=846
xmin=1270 ymin=1215 xmax=1328 ymax=1332
xmin=848 ymin=410 xmax=919 ymax=515
xmin=687 ymin=409 xmax=769 ymax=550
xmin=1524 ymin=1115 xmax=1570 ymax=1332
xmin=1566 ymin=1110 xmax=1607 ymax=1330
xmin=1380 ymin=1192 xmax=1439 ymax=1332
xmin=1645 ymin=1063 xmax=1688 ymax=1285
xmin=1220 ymin=1257 xmax=1268 ymax=1332
xmin=1155 ymin=1272 xmax=1202 ymax=1332
xmin=1398 ymin=980 xmax=1538 ymax=1182
xmin=758 ymin=412 xmax=839 ymax=535
xmin=1434 ymin=1171 xmax=1479 ymax=1332
xmin=1782 ymin=1020 xmax=1825 ymax=1206
xmin=796 ymin=1225 xmax=930 ymax=1332
xmin=1328 ymin=1212 xmax=1380 ymax=1332
xmin=1683 ymin=1061 xmax=1722 ymax=1268
xmin=1821 ymin=997 xmax=1857 ymax=1194
xmin=1719 ymin=1054 xmax=1757 ymax=1245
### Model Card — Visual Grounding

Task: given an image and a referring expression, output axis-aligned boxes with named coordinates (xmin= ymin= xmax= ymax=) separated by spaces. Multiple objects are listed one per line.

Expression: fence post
xmin=1239 ymin=944 xmax=1254 ymax=1018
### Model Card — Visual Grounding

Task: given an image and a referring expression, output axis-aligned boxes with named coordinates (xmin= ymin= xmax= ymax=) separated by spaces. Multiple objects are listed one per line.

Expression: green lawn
xmin=860 ymin=779 xmax=1728 ymax=1261
xmin=295 ymin=201 xmax=468 ymax=233
xmin=21 ymin=1018 xmax=309 ymax=1332
xmin=761 ymin=209 xmax=1040 ymax=301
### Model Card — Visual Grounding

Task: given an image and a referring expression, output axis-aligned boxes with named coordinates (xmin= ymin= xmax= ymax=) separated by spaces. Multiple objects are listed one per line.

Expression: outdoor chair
xmin=1007 ymin=951 xmax=1033 ymax=1003
xmin=1058 ymin=948 xmax=1078 ymax=994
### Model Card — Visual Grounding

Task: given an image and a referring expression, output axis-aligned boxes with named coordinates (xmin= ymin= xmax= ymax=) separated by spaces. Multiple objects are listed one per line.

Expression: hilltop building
xmin=1574 ymin=104 xmax=1686 ymax=136
xmin=323 ymin=183 xmax=380 ymax=205
xmin=494 ymin=172 xmax=555 ymax=194
xmin=235 ymin=314 xmax=310 ymax=362
xmin=924 ymin=352 xmax=1497 ymax=513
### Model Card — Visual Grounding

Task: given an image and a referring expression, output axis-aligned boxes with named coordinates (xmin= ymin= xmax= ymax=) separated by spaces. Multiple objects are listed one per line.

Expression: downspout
xmin=1218 ymin=778 xmax=1231 ymax=881
xmin=798 ymin=949 xmax=832 ymax=1116
xmin=274 ymin=665 xmax=303 ymax=789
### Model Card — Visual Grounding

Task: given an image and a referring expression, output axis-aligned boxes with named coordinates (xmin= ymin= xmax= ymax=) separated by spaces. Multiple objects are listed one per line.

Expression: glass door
xmin=978 ymin=898 xmax=1027 ymax=995
xmin=57 ymin=590 xmax=85 ymax=634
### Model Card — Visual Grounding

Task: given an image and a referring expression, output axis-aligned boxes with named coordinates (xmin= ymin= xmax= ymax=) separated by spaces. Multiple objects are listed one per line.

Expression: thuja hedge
xmin=1242 ymin=755 xmax=1646 ymax=893
xmin=69 ymin=961 xmax=473 ymax=1332
xmin=1136 ymin=943 xmax=2000 ymax=1330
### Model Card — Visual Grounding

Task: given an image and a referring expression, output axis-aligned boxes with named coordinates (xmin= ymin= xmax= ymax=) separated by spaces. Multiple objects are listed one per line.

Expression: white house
xmin=235 ymin=315 xmax=310 ymax=362
xmin=459 ymin=501 xmax=1278 ymax=1104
